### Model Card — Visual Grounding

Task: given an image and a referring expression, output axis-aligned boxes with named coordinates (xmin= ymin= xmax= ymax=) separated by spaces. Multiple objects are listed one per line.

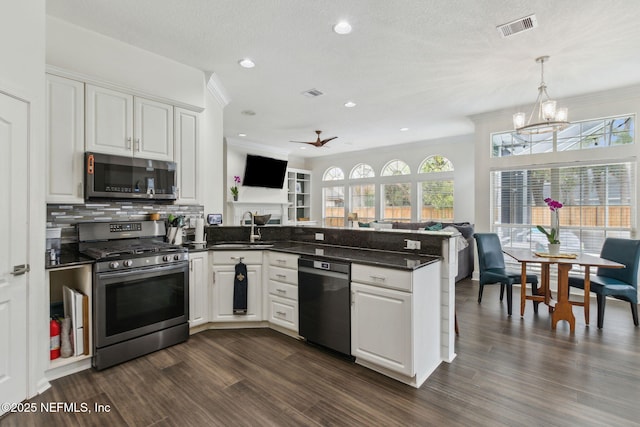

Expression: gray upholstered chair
xmin=474 ymin=233 xmax=539 ymax=316
xmin=568 ymin=238 xmax=640 ymax=329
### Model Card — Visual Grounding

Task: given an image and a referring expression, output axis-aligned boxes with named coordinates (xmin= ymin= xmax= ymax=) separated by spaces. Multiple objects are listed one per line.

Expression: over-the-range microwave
xmin=84 ymin=152 xmax=177 ymax=201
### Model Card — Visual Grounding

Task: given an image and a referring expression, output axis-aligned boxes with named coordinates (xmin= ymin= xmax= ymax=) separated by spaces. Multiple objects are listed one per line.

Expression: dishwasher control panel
xmin=314 ymin=261 xmax=331 ymax=270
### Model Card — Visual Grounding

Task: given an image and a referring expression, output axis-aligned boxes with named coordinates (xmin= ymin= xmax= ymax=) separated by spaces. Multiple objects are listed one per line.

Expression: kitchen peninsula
xmin=45 ymin=223 xmax=458 ymax=388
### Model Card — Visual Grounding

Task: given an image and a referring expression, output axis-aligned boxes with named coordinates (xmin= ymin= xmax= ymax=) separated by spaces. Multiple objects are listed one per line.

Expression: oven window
xmin=105 ymin=271 xmax=185 ymax=337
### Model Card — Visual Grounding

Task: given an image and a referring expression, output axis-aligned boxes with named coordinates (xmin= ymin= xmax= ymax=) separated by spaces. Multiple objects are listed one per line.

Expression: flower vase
xmin=548 ymin=243 xmax=560 ymax=255
xmin=233 ymin=194 xmax=238 ymax=201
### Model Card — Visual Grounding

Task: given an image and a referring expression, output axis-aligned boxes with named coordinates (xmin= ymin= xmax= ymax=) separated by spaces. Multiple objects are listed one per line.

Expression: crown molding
xmin=206 ymin=72 xmax=231 ymax=108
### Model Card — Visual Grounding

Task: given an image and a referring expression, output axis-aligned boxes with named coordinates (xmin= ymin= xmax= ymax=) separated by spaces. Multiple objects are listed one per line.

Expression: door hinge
xmin=10 ymin=264 xmax=30 ymax=276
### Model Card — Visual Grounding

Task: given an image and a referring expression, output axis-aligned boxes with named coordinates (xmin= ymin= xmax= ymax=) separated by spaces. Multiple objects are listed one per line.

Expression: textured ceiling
xmin=47 ymin=0 xmax=640 ymax=158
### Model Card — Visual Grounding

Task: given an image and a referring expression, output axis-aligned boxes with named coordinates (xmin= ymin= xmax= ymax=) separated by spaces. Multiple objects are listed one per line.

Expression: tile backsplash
xmin=47 ymin=202 xmax=204 ymax=243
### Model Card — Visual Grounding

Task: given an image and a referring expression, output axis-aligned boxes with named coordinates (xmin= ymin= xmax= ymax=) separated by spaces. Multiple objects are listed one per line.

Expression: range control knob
xmin=109 ymin=261 xmax=120 ymax=269
xmin=174 ymin=254 xmax=182 ymax=261
xmin=163 ymin=255 xmax=172 ymax=262
xmin=123 ymin=260 xmax=133 ymax=267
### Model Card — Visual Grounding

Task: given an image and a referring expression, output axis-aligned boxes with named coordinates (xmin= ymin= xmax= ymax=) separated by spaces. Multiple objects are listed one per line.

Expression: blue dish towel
xmin=233 ymin=262 xmax=248 ymax=314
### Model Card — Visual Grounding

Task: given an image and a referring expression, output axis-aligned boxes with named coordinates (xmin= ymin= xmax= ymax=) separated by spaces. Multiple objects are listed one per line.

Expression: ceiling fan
xmin=290 ymin=130 xmax=337 ymax=147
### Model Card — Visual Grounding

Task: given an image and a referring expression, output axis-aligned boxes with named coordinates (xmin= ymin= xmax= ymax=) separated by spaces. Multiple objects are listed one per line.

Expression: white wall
xmin=46 ymin=17 xmax=205 ymax=109
xmin=471 ymin=83 xmax=640 ymax=235
xmin=306 ymin=134 xmax=476 ymax=224
xmin=1 ymin=0 xmax=47 ymax=398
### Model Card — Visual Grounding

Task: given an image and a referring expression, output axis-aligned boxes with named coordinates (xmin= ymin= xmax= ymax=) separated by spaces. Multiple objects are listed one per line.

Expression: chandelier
xmin=513 ymin=56 xmax=569 ymax=135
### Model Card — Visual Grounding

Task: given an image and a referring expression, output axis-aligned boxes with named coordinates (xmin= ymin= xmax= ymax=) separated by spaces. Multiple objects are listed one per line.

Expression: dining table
xmin=502 ymin=248 xmax=624 ymax=332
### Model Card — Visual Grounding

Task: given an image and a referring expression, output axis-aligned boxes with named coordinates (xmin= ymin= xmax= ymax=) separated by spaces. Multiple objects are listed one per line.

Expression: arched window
xmin=381 ymin=160 xmax=411 ymax=222
xmin=323 ymin=167 xmax=344 ymax=181
xmin=419 ymin=155 xmax=454 ymax=173
xmin=350 ymin=163 xmax=375 ymax=179
xmin=419 ymin=155 xmax=454 ymax=221
xmin=322 ymin=167 xmax=345 ymax=226
xmin=349 ymin=164 xmax=375 ymax=223
xmin=381 ymin=160 xmax=410 ymax=176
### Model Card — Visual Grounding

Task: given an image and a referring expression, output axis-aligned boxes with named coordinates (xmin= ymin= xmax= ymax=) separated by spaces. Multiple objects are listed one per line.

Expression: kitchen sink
xmin=211 ymin=242 xmax=274 ymax=249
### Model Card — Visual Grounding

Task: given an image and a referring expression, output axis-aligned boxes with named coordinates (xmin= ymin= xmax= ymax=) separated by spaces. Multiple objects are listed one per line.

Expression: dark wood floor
xmin=3 ymin=279 xmax=640 ymax=427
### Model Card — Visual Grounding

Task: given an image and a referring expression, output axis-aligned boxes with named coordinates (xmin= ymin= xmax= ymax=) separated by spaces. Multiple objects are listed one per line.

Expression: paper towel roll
xmin=194 ymin=218 xmax=205 ymax=243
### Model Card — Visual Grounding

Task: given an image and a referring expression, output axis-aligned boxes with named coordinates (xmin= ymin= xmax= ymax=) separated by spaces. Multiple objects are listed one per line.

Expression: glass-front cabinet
xmin=287 ymin=168 xmax=313 ymax=225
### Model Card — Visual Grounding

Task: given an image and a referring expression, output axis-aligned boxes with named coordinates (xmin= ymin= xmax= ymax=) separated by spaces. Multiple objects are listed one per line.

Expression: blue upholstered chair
xmin=474 ymin=233 xmax=539 ymax=316
xmin=568 ymin=238 xmax=640 ymax=329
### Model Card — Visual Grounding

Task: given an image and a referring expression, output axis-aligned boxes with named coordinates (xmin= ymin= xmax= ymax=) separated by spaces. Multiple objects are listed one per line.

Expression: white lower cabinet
xmin=351 ymin=283 xmax=413 ymax=376
xmin=188 ymin=251 xmax=208 ymax=327
xmin=211 ymin=251 xmax=263 ymax=322
xmin=350 ymin=261 xmax=442 ymax=388
xmin=266 ymin=252 xmax=299 ymax=332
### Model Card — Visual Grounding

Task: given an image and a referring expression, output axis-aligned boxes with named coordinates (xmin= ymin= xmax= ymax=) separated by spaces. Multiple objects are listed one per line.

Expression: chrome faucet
xmin=241 ymin=211 xmax=261 ymax=243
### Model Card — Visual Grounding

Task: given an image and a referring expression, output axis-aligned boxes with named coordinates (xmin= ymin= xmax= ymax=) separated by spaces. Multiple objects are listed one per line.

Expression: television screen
xmin=242 ymin=154 xmax=288 ymax=189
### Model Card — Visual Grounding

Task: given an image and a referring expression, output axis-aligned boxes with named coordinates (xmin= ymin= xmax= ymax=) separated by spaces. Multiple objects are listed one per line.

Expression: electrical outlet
xmin=315 ymin=233 xmax=324 ymax=241
xmin=404 ymin=239 xmax=421 ymax=250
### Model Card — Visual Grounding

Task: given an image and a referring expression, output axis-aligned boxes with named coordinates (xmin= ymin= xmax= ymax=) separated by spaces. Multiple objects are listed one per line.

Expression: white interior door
xmin=0 ymin=92 xmax=29 ymax=412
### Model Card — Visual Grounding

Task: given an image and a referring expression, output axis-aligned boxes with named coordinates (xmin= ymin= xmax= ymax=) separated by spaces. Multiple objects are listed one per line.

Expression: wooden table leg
xmin=541 ymin=264 xmax=551 ymax=310
xmin=520 ymin=262 xmax=527 ymax=317
xmin=551 ymin=263 xmax=575 ymax=332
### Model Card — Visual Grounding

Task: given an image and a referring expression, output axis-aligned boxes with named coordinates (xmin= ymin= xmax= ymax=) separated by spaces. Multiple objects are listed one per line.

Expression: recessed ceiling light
xmin=299 ymin=146 xmax=307 ymax=150
xmin=344 ymin=101 xmax=357 ymax=108
xmin=333 ymin=21 xmax=352 ymax=35
xmin=400 ymin=127 xmax=409 ymax=132
xmin=238 ymin=58 xmax=255 ymax=68
xmin=238 ymin=133 xmax=247 ymax=137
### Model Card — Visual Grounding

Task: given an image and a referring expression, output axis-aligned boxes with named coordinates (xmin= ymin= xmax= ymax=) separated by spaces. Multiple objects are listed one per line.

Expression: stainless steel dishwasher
xmin=298 ymin=257 xmax=351 ymax=356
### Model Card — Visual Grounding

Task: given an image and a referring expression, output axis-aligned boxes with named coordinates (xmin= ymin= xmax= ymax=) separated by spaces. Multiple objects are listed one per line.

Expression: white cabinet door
xmin=174 ymin=108 xmax=199 ymax=203
xmin=351 ymin=282 xmax=413 ymax=376
xmin=134 ymin=97 xmax=173 ymax=161
xmin=211 ymin=264 xmax=262 ymax=322
xmin=0 ymin=93 xmax=28 ymax=411
xmin=86 ymin=85 xmax=174 ymax=161
xmin=46 ymin=74 xmax=85 ymax=203
xmin=189 ymin=252 xmax=208 ymax=327
xmin=85 ymin=84 xmax=133 ymax=156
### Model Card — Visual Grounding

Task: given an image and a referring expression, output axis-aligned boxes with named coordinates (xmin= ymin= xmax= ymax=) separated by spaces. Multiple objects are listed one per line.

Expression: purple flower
xmin=234 ymin=175 xmax=241 ymax=184
xmin=544 ymin=198 xmax=563 ymax=211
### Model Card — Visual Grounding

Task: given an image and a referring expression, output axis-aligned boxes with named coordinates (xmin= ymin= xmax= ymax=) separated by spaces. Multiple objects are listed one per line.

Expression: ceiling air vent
xmin=302 ymin=88 xmax=324 ymax=97
xmin=497 ymin=14 xmax=538 ymax=38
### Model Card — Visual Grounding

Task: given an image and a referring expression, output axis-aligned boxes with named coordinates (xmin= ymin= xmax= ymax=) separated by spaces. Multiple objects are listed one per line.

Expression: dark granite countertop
xmin=45 ymin=240 xmax=441 ymax=272
xmin=208 ymin=241 xmax=440 ymax=271
xmin=271 ymin=242 xmax=440 ymax=270
xmin=45 ymin=245 xmax=94 ymax=270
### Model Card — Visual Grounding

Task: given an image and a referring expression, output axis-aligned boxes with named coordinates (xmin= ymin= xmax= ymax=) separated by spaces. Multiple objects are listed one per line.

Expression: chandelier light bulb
xmin=555 ymin=107 xmax=568 ymax=122
xmin=541 ymin=100 xmax=557 ymax=121
xmin=513 ymin=112 xmax=526 ymax=129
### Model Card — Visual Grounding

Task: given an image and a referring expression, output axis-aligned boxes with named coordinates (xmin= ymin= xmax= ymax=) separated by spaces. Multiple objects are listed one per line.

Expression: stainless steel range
xmin=78 ymin=221 xmax=189 ymax=370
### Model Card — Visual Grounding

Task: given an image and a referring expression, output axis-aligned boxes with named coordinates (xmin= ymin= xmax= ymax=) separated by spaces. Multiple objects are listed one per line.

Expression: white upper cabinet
xmin=174 ymin=107 xmax=200 ymax=203
xmin=134 ymin=97 xmax=174 ymax=160
xmin=46 ymin=74 xmax=85 ymax=203
xmin=85 ymin=84 xmax=174 ymax=161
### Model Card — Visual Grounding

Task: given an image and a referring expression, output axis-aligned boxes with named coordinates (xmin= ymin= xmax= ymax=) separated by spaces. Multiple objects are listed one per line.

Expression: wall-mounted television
xmin=242 ymin=154 xmax=288 ymax=189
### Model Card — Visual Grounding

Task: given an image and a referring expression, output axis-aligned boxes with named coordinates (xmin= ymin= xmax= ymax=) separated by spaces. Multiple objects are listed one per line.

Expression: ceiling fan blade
xmin=320 ymin=136 xmax=338 ymax=145
xmin=290 ymin=140 xmax=314 ymax=144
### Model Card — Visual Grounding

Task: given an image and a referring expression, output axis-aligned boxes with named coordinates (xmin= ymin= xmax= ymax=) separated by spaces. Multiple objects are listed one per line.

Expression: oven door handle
xmin=96 ymin=263 xmax=186 ymax=280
